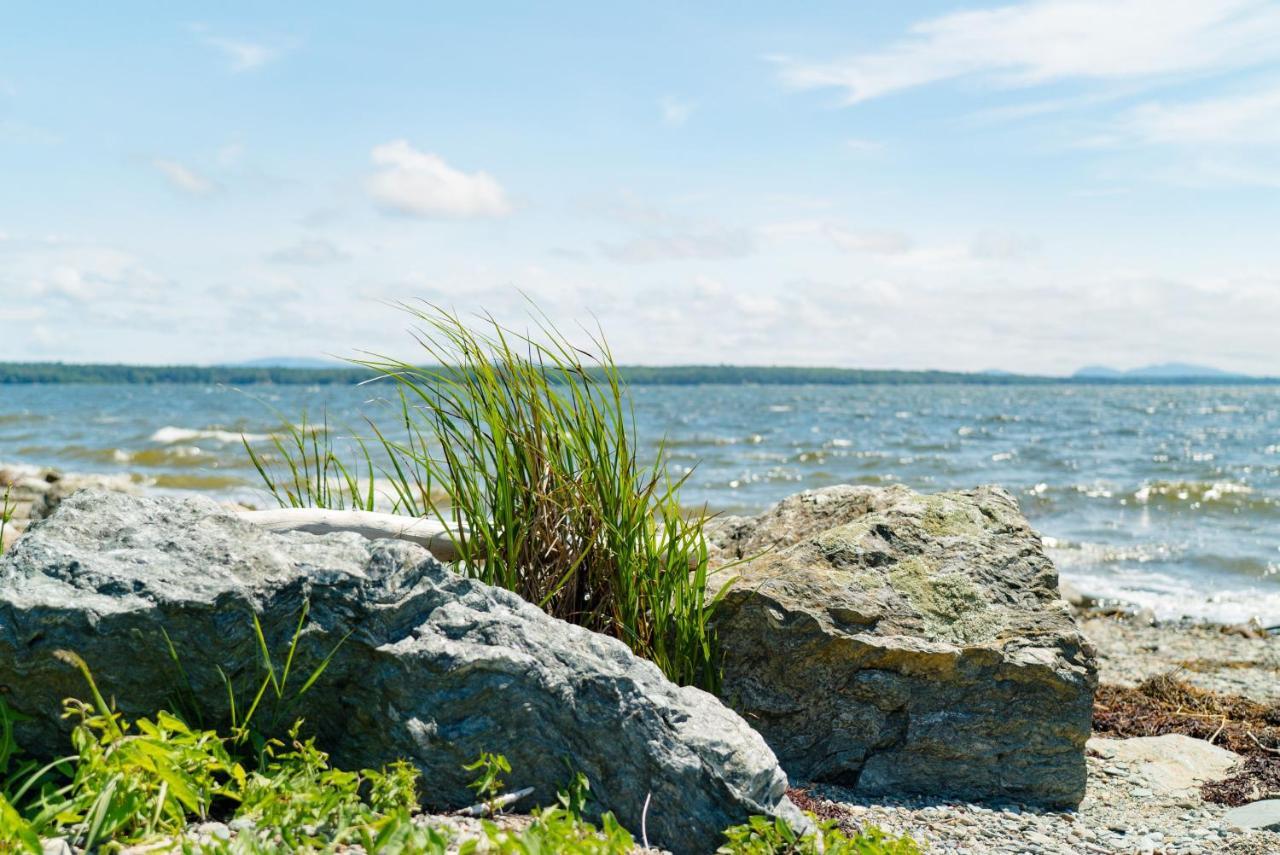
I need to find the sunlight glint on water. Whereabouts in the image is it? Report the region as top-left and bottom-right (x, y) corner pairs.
(3, 382), (1279, 623)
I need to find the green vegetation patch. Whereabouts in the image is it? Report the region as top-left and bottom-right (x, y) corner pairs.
(0, 670), (919, 854)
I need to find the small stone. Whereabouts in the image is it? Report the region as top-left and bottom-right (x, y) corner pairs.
(1223, 799), (1280, 832)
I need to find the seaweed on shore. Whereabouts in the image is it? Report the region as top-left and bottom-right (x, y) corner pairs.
(1092, 672), (1280, 806)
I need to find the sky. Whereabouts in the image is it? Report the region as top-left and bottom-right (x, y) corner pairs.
(2, 1), (1280, 374)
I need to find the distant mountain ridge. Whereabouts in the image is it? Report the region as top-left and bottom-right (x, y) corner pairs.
(1073, 362), (1248, 380)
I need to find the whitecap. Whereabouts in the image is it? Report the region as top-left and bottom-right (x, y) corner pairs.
(150, 426), (270, 444)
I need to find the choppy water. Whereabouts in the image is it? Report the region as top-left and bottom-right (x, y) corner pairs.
(3, 382), (1279, 624)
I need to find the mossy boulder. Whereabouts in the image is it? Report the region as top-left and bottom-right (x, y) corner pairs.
(707, 484), (1097, 807)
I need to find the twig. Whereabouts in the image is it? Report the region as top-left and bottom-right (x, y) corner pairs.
(454, 787), (534, 817)
(1208, 715), (1228, 745)
(1248, 732), (1280, 756)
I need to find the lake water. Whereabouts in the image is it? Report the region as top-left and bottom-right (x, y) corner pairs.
(3, 382), (1279, 624)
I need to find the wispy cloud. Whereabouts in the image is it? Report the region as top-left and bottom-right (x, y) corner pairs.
(659, 96), (696, 126)
(266, 238), (349, 265)
(366, 140), (511, 219)
(1120, 83), (1280, 145)
(777, 0), (1280, 104)
(152, 159), (217, 195)
(203, 37), (279, 72)
(762, 220), (914, 255)
(0, 119), (61, 145)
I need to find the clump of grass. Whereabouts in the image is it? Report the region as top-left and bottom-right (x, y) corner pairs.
(247, 303), (726, 690)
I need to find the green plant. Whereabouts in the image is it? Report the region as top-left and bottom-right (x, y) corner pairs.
(218, 601), (351, 757)
(0, 485), (13, 556)
(718, 814), (922, 854)
(243, 409), (377, 512)
(463, 750), (511, 814)
(247, 303), (729, 690)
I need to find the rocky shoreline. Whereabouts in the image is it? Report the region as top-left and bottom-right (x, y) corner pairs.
(3, 465), (1279, 853)
(803, 609), (1280, 854)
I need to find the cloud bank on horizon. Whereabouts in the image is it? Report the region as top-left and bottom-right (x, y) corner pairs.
(1, 1), (1278, 375)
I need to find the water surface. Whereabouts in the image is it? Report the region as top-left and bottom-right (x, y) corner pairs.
(3, 383), (1278, 623)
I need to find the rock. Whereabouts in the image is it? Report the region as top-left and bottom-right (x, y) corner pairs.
(1058, 579), (1097, 609)
(1087, 735), (1240, 795)
(1224, 799), (1280, 832)
(0, 490), (798, 854)
(708, 484), (1096, 808)
(0, 462), (140, 547)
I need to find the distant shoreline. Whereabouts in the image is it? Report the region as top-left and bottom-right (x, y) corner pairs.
(1, 362), (1278, 386)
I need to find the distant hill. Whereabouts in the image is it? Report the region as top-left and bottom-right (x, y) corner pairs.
(231, 357), (343, 369)
(0, 362), (1273, 386)
(1074, 362), (1248, 380)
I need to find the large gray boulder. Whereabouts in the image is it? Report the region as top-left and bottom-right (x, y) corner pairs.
(708, 484), (1097, 808)
(0, 490), (799, 853)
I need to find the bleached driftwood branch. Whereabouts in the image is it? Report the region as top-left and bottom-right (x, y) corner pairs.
(453, 786), (535, 817)
(236, 508), (465, 562)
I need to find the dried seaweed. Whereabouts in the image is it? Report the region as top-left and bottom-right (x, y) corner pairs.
(1092, 672), (1280, 806)
(1201, 755), (1280, 807)
(786, 787), (850, 823)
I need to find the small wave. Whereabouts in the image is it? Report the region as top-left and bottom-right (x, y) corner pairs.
(150, 426), (270, 444)
(1044, 537), (1179, 567)
(1062, 568), (1280, 625)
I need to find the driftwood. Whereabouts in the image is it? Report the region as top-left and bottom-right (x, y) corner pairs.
(236, 508), (465, 562)
(453, 787), (535, 817)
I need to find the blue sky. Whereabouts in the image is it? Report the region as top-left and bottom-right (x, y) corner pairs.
(3, 1), (1280, 374)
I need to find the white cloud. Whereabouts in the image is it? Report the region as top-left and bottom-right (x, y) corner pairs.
(777, 0), (1280, 104)
(18, 245), (167, 304)
(659, 96), (696, 126)
(204, 37), (278, 72)
(366, 141), (511, 219)
(1122, 84), (1280, 145)
(266, 238), (349, 265)
(152, 159), (217, 195)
